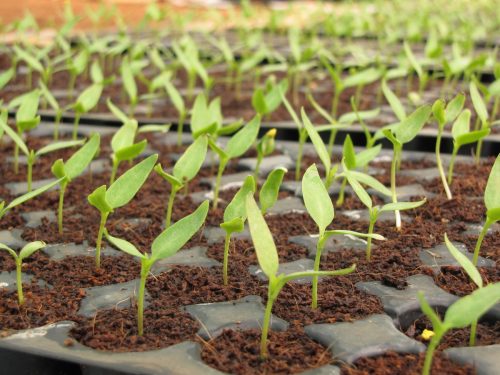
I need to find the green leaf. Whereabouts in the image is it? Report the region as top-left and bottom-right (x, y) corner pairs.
(114, 140), (147, 162)
(346, 172), (372, 209)
(225, 115), (260, 159)
(51, 159), (66, 179)
(106, 154), (158, 209)
(252, 88), (267, 115)
(302, 164), (334, 235)
(0, 68), (15, 90)
(111, 120), (137, 152)
(485, 155), (500, 211)
(13, 46), (43, 72)
(302, 108), (330, 172)
(64, 133), (100, 179)
(355, 144), (382, 168)
(190, 94), (210, 136)
(90, 60), (103, 84)
(456, 129), (490, 148)
(432, 99), (446, 126)
(223, 175), (256, 223)
(0, 243), (18, 259)
(418, 292), (443, 331)
(344, 68), (381, 88)
(444, 233), (482, 288)
(343, 135), (356, 170)
(71, 49), (89, 75)
(220, 217), (245, 234)
(324, 229), (385, 241)
(16, 89), (41, 131)
(104, 231), (146, 259)
(260, 167), (286, 214)
(379, 199), (426, 212)
(0, 118), (29, 156)
(265, 80), (288, 114)
(382, 80), (406, 122)
(470, 81), (488, 124)
(151, 200), (209, 261)
(444, 282), (500, 329)
(121, 57), (137, 103)
(1, 179), (60, 217)
(451, 110), (471, 139)
(154, 164), (183, 188)
(36, 140), (84, 157)
(338, 108), (380, 124)
(445, 93), (465, 124)
(216, 120), (243, 137)
(138, 124), (170, 134)
(394, 105), (431, 144)
(283, 265), (356, 284)
(404, 42), (423, 78)
(164, 79), (185, 115)
(39, 81), (59, 111)
(88, 185), (113, 213)
(19, 241), (46, 261)
(75, 84), (102, 113)
(348, 170), (392, 197)
(107, 99), (129, 123)
(246, 194), (279, 278)
(173, 135), (208, 182)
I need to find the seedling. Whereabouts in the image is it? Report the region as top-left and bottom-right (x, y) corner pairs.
(39, 81), (63, 140)
(208, 115), (260, 210)
(254, 128), (276, 178)
(252, 79), (288, 117)
(156, 71), (186, 146)
(302, 164), (384, 308)
(88, 154), (158, 268)
(448, 109), (490, 184)
(0, 118), (83, 191)
(121, 56), (139, 116)
(0, 241), (46, 305)
(105, 200), (209, 336)
(473, 154), (500, 266)
(52, 134), (100, 234)
(154, 135), (208, 227)
(418, 283), (500, 375)
(246, 193), (356, 359)
(470, 81), (490, 162)
(431, 93), (465, 200)
(220, 167), (286, 285)
(404, 42), (429, 99)
(444, 233), (484, 346)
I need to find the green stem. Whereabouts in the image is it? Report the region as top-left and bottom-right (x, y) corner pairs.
(391, 147), (401, 229)
(165, 187), (177, 228)
(177, 111), (186, 146)
(223, 232), (231, 286)
(27, 154), (34, 192)
(327, 129), (338, 155)
(447, 147), (458, 185)
(68, 74), (76, 99)
(435, 128), (452, 199)
(187, 72), (195, 101)
(54, 111), (62, 140)
(14, 130), (20, 174)
(422, 332), (443, 375)
(16, 259), (24, 305)
(469, 319), (477, 346)
(58, 182), (67, 234)
(72, 112), (81, 140)
(110, 158), (119, 185)
(137, 260), (151, 336)
(336, 177), (347, 207)
(260, 287), (277, 360)
(473, 219), (492, 266)
(212, 160), (227, 210)
(475, 137), (484, 164)
(254, 154), (263, 179)
(331, 88), (340, 118)
(312, 234), (326, 309)
(295, 130), (307, 181)
(95, 211), (110, 269)
(366, 216), (376, 261)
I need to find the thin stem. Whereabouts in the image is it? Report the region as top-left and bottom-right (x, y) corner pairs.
(473, 219), (492, 266)
(27, 153), (34, 192)
(72, 112), (81, 140)
(16, 259), (24, 305)
(14, 137), (19, 174)
(336, 177), (347, 207)
(254, 154), (263, 179)
(212, 160), (227, 210)
(95, 211), (110, 269)
(435, 128), (452, 199)
(331, 88), (340, 118)
(312, 234), (326, 309)
(177, 111), (186, 146)
(447, 147), (458, 185)
(57, 182), (67, 234)
(110, 158), (119, 185)
(422, 332), (443, 375)
(475, 137), (484, 164)
(469, 319), (478, 346)
(223, 232), (231, 286)
(165, 187), (177, 228)
(391, 147), (401, 229)
(366, 216), (376, 261)
(137, 260), (150, 336)
(54, 110), (62, 140)
(295, 130), (307, 181)
(187, 72), (195, 101)
(260, 288), (276, 360)
(327, 129), (338, 155)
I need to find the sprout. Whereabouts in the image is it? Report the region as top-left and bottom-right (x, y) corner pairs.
(0, 117), (83, 192)
(52, 134), (101, 234)
(208, 115), (260, 210)
(418, 283), (500, 375)
(11, 89), (41, 173)
(302, 164), (384, 308)
(448, 109), (490, 184)
(105, 200), (209, 336)
(473, 154), (500, 266)
(254, 128), (277, 178)
(88, 154), (158, 268)
(431, 93), (465, 200)
(0, 241), (46, 305)
(245, 193), (356, 359)
(252, 79), (288, 118)
(155, 135), (208, 227)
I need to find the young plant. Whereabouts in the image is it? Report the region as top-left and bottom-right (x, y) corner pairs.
(52, 134), (100, 234)
(252, 78), (288, 117)
(418, 283), (500, 375)
(245, 193), (356, 359)
(254, 128), (276, 178)
(154, 136), (208, 228)
(473, 154), (500, 266)
(104, 200), (209, 336)
(444, 233), (484, 346)
(448, 109), (490, 184)
(302, 164), (384, 308)
(470, 81), (490, 162)
(431, 93), (465, 200)
(0, 118), (83, 191)
(12, 89), (41, 173)
(0, 241), (46, 305)
(88, 154), (158, 268)
(208, 116), (260, 210)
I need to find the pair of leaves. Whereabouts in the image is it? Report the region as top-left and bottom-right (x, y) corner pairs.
(15, 89), (41, 132)
(451, 109), (490, 149)
(110, 118), (147, 164)
(74, 84), (103, 113)
(190, 94), (223, 138)
(383, 105), (432, 146)
(342, 135), (382, 170)
(0, 241), (46, 262)
(252, 79), (288, 116)
(105, 200), (209, 263)
(121, 57), (137, 104)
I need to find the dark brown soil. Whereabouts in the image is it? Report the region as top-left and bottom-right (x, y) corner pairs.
(200, 329), (333, 375)
(341, 351), (475, 375)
